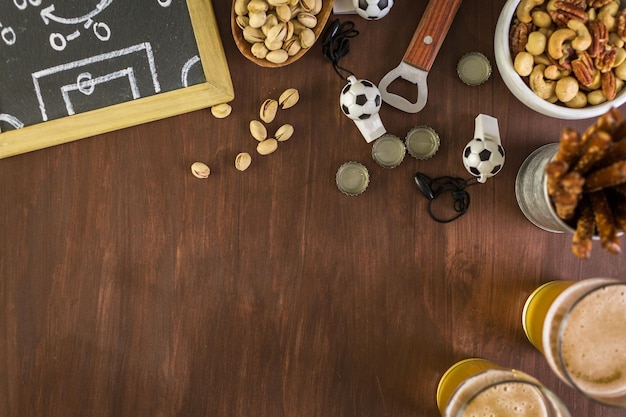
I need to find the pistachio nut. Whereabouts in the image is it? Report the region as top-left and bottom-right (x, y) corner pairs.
(235, 152), (253, 171)
(278, 88), (299, 109)
(247, 0), (269, 13)
(266, 22), (288, 44)
(311, 0), (323, 14)
(248, 11), (267, 28)
(236, 15), (249, 30)
(260, 98), (279, 123)
(268, 0), (290, 5)
(235, 0), (251, 16)
(276, 4), (292, 22)
(257, 138), (279, 155)
(243, 26), (265, 43)
(265, 38), (284, 51)
(266, 49), (289, 64)
(299, 28), (315, 49)
(251, 42), (269, 59)
(297, 12), (317, 29)
(250, 119), (268, 141)
(191, 162), (211, 178)
(283, 37), (302, 56)
(210, 103), (232, 118)
(300, 0), (315, 12)
(275, 124), (294, 141)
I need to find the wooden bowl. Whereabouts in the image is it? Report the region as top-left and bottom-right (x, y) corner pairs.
(231, 0), (335, 68)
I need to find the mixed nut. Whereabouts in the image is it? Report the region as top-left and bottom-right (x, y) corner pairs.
(234, 0), (324, 64)
(510, 0), (626, 107)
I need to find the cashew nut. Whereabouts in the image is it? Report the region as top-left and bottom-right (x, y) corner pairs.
(614, 47), (626, 68)
(533, 54), (552, 66)
(516, 0), (545, 23)
(544, 64), (567, 80)
(555, 76), (580, 102)
(598, 1), (619, 31)
(567, 20), (591, 52)
(530, 64), (557, 99)
(514, 52), (535, 76)
(526, 31), (547, 55)
(616, 60), (626, 80)
(610, 33), (625, 49)
(547, 28), (576, 60)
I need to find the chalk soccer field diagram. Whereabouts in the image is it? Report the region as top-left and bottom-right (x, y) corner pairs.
(34, 43), (161, 121)
(0, 0), (206, 130)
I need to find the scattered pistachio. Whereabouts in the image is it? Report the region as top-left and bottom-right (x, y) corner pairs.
(235, 152), (253, 171)
(278, 88), (299, 109)
(191, 162), (211, 178)
(275, 124), (294, 141)
(250, 120), (267, 141)
(257, 138), (279, 155)
(210, 103), (232, 119)
(259, 98), (279, 123)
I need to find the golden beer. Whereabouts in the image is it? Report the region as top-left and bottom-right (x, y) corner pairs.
(521, 281), (575, 353)
(522, 278), (626, 407)
(436, 358), (570, 417)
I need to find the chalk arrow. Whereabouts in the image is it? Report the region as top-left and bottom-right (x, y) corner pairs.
(41, 0), (114, 25)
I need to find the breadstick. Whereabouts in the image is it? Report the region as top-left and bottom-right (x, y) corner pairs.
(554, 127), (582, 167)
(573, 131), (612, 174)
(589, 190), (621, 254)
(584, 160), (626, 192)
(572, 198), (594, 259)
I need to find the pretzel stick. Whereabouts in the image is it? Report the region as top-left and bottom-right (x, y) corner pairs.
(584, 160), (626, 192)
(611, 183), (626, 198)
(595, 136), (626, 168)
(573, 131), (612, 174)
(554, 127), (582, 167)
(582, 107), (621, 143)
(611, 198), (626, 232)
(572, 198), (594, 259)
(589, 190), (621, 254)
(553, 172), (585, 220)
(546, 160), (569, 197)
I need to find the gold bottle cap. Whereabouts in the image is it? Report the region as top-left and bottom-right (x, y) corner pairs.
(372, 134), (406, 169)
(457, 52), (492, 86)
(405, 126), (440, 160)
(336, 161), (370, 196)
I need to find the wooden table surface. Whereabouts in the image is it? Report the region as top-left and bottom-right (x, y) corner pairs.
(2, 1), (626, 416)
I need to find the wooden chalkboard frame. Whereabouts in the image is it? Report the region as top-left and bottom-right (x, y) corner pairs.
(0, 0), (234, 159)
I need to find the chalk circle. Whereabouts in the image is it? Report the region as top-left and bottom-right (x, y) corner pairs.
(158, 0), (172, 7)
(49, 33), (67, 51)
(77, 72), (96, 95)
(93, 22), (111, 41)
(1, 26), (17, 45)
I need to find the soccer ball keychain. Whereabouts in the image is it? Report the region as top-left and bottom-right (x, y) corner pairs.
(322, 19), (386, 143)
(414, 115), (506, 223)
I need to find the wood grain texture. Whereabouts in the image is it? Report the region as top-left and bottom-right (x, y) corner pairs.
(402, 0), (463, 70)
(1, 1), (625, 417)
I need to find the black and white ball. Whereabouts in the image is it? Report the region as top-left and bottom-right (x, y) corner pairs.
(352, 0), (394, 20)
(340, 77), (382, 121)
(462, 138), (505, 179)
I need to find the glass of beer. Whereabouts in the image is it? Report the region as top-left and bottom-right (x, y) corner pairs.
(436, 358), (570, 417)
(522, 278), (626, 407)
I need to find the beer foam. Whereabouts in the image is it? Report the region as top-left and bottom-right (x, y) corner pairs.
(461, 382), (550, 417)
(560, 284), (626, 397)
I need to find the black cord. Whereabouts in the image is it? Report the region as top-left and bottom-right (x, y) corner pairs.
(414, 173), (480, 223)
(322, 19), (359, 80)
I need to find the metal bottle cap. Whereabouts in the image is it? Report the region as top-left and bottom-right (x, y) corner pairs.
(372, 134), (406, 168)
(457, 52), (492, 86)
(336, 161), (370, 196)
(405, 126), (440, 160)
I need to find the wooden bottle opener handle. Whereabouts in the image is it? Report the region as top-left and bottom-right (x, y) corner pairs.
(402, 0), (464, 71)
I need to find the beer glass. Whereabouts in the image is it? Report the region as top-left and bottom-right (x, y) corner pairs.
(436, 358), (570, 417)
(522, 278), (626, 407)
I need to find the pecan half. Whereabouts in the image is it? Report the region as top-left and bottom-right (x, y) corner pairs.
(588, 20), (609, 58)
(572, 51), (595, 87)
(601, 71), (617, 100)
(618, 9), (626, 41)
(595, 45), (617, 73)
(510, 21), (532, 56)
(549, 1), (588, 27)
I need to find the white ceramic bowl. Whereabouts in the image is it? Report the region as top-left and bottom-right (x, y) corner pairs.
(494, 0), (626, 120)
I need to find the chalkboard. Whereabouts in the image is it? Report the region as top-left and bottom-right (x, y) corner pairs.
(0, 0), (234, 159)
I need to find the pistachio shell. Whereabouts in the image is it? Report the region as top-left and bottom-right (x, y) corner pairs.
(260, 98), (279, 123)
(275, 124), (294, 141)
(266, 49), (289, 64)
(250, 120), (268, 141)
(297, 12), (317, 28)
(248, 11), (267, 28)
(257, 138), (279, 155)
(191, 162), (210, 178)
(243, 26), (265, 43)
(247, 0), (269, 13)
(235, 152), (252, 171)
(299, 28), (315, 49)
(251, 42), (269, 59)
(278, 88), (299, 109)
(210, 103), (232, 118)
